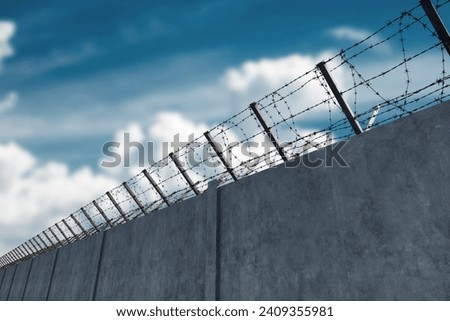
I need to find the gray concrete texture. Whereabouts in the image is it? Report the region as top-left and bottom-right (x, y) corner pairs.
(94, 193), (208, 300)
(22, 250), (57, 300)
(218, 101), (450, 300)
(7, 259), (32, 300)
(0, 268), (5, 290)
(47, 233), (104, 300)
(0, 266), (16, 300)
(1, 101), (449, 300)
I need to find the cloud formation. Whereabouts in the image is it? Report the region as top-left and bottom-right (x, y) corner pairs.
(328, 26), (374, 42)
(0, 91), (18, 113)
(0, 142), (119, 253)
(0, 21), (15, 68)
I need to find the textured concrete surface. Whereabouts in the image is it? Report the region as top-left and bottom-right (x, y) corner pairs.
(218, 101), (450, 300)
(47, 233), (104, 300)
(23, 250), (58, 300)
(94, 193), (208, 300)
(0, 268), (5, 290)
(204, 180), (219, 300)
(0, 266), (16, 300)
(7, 259), (32, 300)
(2, 101), (450, 300)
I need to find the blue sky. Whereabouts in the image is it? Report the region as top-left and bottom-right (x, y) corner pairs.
(0, 0), (448, 254)
(0, 0), (422, 168)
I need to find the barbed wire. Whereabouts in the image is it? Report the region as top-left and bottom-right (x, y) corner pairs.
(1, 0), (450, 268)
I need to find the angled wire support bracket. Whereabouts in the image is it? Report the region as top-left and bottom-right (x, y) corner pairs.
(80, 207), (100, 233)
(106, 191), (130, 222)
(62, 219), (80, 241)
(421, 0), (450, 56)
(70, 214), (88, 237)
(204, 131), (238, 181)
(92, 200), (113, 229)
(142, 169), (171, 206)
(170, 152), (200, 195)
(250, 102), (288, 162)
(317, 61), (363, 135)
(123, 182), (147, 215)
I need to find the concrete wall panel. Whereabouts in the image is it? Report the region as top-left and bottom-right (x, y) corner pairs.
(8, 259), (32, 300)
(218, 102), (450, 300)
(0, 266), (16, 300)
(23, 251), (58, 301)
(94, 194), (208, 300)
(0, 268), (5, 291)
(47, 234), (104, 300)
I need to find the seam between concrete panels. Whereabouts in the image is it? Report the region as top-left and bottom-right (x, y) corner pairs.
(92, 232), (107, 301)
(21, 260), (34, 301)
(45, 249), (60, 301)
(6, 265), (18, 301)
(215, 184), (221, 301)
(0, 269), (6, 291)
(204, 180), (219, 301)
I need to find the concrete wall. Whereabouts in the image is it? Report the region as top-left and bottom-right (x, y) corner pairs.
(7, 259), (32, 300)
(1, 101), (449, 300)
(47, 233), (104, 300)
(94, 192), (209, 300)
(0, 266), (16, 300)
(218, 101), (450, 300)
(0, 268), (5, 292)
(22, 250), (58, 300)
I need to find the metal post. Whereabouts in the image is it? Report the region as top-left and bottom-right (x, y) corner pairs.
(24, 242), (35, 256)
(169, 152), (200, 195)
(37, 234), (50, 250)
(142, 170), (170, 206)
(6, 254), (14, 264)
(21, 244), (32, 257)
(15, 249), (24, 260)
(48, 228), (64, 247)
(123, 182), (147, 215)
(92, 200), (113, 228)
(250, 102), (288, 162)
(62, 219), (80, 241)
(70, 214), (89, 237)
(11, 250), (20, 261)
(28, 239), (40, 253)
(55, 223), (71, 244)
(42, 231), (57, 249)
(5, 254), (13, 264)
(31, 238), (44, 252)
(80, 207), (100, 233)
(106, 191), (129, 222)
(421, 0), (450, 56)
(317, 61), (363, 135)
(204, 131), (238, 181)
(19, 246), (29, 258)
(16, 247), (26, 259)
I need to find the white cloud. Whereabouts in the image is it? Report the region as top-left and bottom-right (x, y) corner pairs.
(329, 26), (374, 42)
(149, 112), (209, 143)
(223, 52), (331, 93)
(0, 21), (15, 68)
(0, 142), (119, 253)
(101, 112), (209, 179)
(0, 91), (18, 113)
